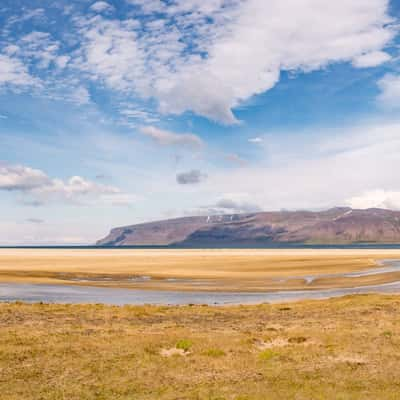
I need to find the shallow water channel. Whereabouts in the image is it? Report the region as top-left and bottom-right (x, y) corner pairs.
(2, 259), (400, 305)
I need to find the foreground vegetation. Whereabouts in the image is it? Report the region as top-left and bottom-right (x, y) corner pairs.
(2, 295), (400, 399)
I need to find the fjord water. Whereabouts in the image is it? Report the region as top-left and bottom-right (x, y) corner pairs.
(3, 244), (400, 249)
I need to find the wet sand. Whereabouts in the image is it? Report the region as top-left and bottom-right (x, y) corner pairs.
(2, 248), (400, 292)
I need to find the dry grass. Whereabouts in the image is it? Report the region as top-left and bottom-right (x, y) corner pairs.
(2, 295), (400, 399)
(1, 248), (400, 291)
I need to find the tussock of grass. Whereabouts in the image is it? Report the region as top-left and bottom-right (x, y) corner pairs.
(175, 339), (192, 352)
(258, 349), (277, 361)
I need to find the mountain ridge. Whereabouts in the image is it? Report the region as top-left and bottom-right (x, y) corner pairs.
(96, 207), (400, 246)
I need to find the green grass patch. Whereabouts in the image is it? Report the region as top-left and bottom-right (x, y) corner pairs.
(259, 349), (277, 361)
(176, 339), (192, 352)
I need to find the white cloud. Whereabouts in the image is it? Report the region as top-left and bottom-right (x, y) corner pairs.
(119, 107), (159, 123)
(346, 190), (400, 210)
(140, 126), (204, 149)
(191, 120), (400, 211)
(212, 197), (262, 214)
(76, 17), (144, 92)
(19, 31), (61, 69)
(248, 137), (263, 144)
(90, 1), (114, 13)
(1, 1), (398, 123)
(352, 51), (391, 68)
(193, 194), (262, 215)
(70, 86), (91, 105)
(0, 162), (134, 205)
(3, 45), (19, 56)
(4, 8), (45, 29)
(33, 175), (119, 200)
(0, 163), (50, 190)
(126, 0), (166, 14)
(0, 54), (37, 86)
(148, 0), (397, 123)
(21, 31), (50, 44)
(69, 0), (398, 123)
(377, 74), (400, 108)
(55, 55), (70, 69)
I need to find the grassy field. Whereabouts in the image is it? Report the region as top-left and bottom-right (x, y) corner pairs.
(2, 248), (400, 291)
(2, 295), (400, 399)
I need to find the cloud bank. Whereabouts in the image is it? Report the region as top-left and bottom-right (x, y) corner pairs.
(192, 196), (262, 215)
(346, 190), (400, 210)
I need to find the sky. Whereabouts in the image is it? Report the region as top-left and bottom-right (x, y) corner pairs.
(1, 0), (400, 245)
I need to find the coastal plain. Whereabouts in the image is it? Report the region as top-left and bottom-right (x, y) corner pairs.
(2, 295), (400, 399)
(2, 248), (400, 291)
(3, 249), (400, 398)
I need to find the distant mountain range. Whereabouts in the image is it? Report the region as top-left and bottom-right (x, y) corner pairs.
(96, 207), (400, 246)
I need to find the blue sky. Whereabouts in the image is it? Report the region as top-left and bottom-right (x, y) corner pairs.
(1, 0), (400, 244)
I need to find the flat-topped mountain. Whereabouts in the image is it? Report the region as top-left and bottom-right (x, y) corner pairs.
(96, 207), (400, 246)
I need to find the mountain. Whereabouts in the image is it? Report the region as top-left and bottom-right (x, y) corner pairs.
(96, 207), (400, 246)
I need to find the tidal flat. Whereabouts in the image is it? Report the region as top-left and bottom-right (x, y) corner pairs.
(2, 248), (400, 292)
(0, 249), (400, 292)
(2, 295), (400, 399)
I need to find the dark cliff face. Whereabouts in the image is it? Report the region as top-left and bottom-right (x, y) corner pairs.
(96, 207), (400, 246)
